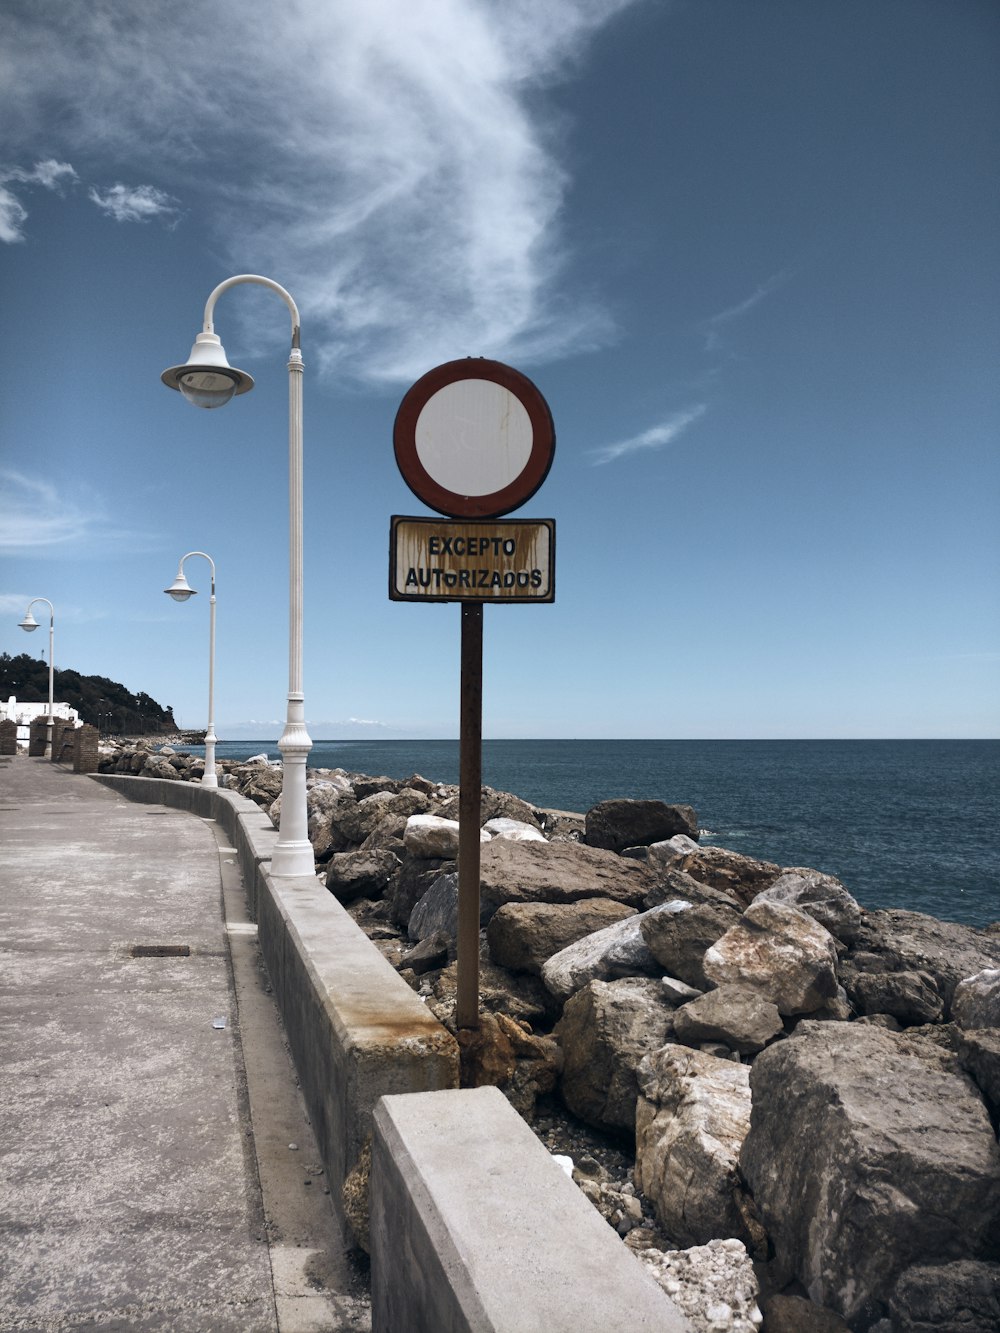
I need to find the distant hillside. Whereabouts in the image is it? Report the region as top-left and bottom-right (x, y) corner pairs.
(0, 653), (176, 734)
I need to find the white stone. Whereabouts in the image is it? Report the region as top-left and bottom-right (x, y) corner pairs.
(403, 813), (490, 859)
(482, 817), (546, 842)
(635, 1046), (753, 1247)
(952, 968), (1000, 1029)
(638, 1238), (762, 1333)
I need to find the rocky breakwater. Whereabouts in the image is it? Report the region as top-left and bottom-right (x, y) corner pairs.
(101, 746), (1000, 1332)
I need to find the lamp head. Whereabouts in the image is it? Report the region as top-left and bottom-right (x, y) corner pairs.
(18, 611), (39, 632)
(164, 573), (197, 601)
(161, 332), (254, 409)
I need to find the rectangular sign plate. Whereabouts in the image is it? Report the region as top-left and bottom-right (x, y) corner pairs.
(389, 516), (555, 603)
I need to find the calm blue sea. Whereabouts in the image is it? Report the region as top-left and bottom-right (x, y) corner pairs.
(198, 738), (998, 928)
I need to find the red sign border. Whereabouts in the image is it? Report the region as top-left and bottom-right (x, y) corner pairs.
(393, 358), (556, 519)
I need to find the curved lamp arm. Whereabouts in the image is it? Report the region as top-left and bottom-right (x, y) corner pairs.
(202, 275), (300, 349)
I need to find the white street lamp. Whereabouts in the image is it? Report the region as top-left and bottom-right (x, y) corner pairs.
(162, 275), (313, 877)
(164, 551), (218, 788)
(18, 597), (55, 757)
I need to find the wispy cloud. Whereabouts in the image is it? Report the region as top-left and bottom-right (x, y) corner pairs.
(0, 470), (159, 554)
(0, 0), (639, 383)
(0, 158), (77, 241)
(0, 157), (177, 240)
(88, 183), (180, 225)
(700, 269), (792, 351)
(589, 404), (708, 466)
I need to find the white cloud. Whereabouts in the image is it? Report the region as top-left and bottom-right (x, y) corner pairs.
(701, 269), (792, 351)
(0, 470), (158, 554)
(0, 158), (78, 241)
(88, 183), (180, 225)
(589, 404), (708, 466)
(0, 0), (639, 382)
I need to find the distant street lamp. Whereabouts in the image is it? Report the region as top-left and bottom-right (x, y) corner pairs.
(18, 597), (55, 757)
(164, 551), (218, 788)
(162, 275), (313, 876)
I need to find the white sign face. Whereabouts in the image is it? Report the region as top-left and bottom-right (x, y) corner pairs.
(394, 358), (556, 519)
(414, 379), (534, 497)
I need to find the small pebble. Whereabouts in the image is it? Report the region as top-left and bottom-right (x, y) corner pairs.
(288, 1143), (298, 1151)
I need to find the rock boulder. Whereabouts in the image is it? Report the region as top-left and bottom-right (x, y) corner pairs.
(740, 1020), (1000, 1324)
(486, 898), (636, 975)
(584, 798), (698, 853)
(641, 899), (741, 990)
(703, 899), (840, 1016)
(635, 1045), (754, 1248)
(555, 977), (676, 1133)
(477, 838), (654, 922)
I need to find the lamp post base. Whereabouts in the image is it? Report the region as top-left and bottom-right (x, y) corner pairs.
(273, 704), (313, 878)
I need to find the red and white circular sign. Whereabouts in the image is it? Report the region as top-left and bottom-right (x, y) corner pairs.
(393, 358), (555, 519)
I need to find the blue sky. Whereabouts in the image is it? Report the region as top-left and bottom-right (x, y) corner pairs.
(1, 0), (997, 739)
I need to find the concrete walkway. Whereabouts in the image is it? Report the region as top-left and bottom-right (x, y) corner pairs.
(0, 757), (371, 1332)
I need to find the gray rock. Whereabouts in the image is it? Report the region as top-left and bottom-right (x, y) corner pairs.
(402, 930), (451, 976)
(661, 976), (704, 1005)
(478, 838), (655, 922)
(957, 1028), (1000, 1119)
(739, 1020), (1000, 1324)
(554, 977), (676, 1133)
(641, 900), (741, 989)
(849, 910), (1000, 1012)
(953, 968), (1000, 1029)
(486, 898), (637, 975)
(358, 813), (408, 856)
(386, 856), (453, 929)
(408, 872), (459, 943)
(704, 900), (840, 1016)
(842, 966), (944, 1026)
(542, 903), (679, 1002)
(324, 849), (400, 904)
(435, 786), (542, 829)
(535, 808), (586, 841)
(674, 845), (783, 908)
(584, 798), (698, 853)
(644, 865), (748, 915)
(888, 1260), (1000, 1332)
(635, 1045), (754, 1247)
(672, 984), (784, 1056)
(761, 1294), (849, 1332)
(754, 869), (864, 944)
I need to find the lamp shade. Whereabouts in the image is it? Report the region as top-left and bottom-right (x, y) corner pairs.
(164, 573), (197, 601)
(18, 611), (39, 631)
(161, 332), (254, 409)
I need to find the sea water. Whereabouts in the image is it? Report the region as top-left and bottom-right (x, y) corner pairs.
(197, 738), (998, 928)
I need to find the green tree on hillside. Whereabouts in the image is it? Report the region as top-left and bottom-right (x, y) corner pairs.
(0, 653), (175, 733)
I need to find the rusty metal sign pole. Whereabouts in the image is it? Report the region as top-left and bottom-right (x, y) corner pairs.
(456, 602), (484, 1030)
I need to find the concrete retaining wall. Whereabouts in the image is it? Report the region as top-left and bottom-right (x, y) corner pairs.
(371, 1086), (691, 1333)
(91, 773), (460, 1195)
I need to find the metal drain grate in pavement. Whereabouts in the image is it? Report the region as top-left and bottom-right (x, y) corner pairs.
(130, 943), (191, 958)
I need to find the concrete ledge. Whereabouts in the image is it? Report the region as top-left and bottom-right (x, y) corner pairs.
(90, 774), (460, 1195)
(370, 1086), (692, 1333)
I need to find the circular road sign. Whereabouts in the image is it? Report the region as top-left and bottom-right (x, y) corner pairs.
(393, 358), (555, 519)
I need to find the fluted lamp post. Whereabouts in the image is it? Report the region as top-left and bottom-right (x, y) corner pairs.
(18, 597), (55, 757)
(164, 551), (218, 788)
(161, 275), (313, 877)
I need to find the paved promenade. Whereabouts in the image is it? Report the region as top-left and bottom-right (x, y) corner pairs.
(0, 757), (370, 1332)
